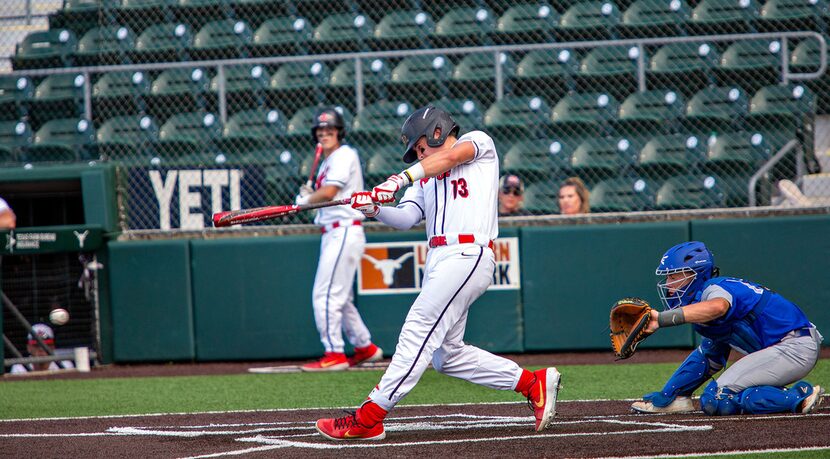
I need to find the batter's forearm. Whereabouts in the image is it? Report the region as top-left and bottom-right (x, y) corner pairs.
(375, 205), (421, 230)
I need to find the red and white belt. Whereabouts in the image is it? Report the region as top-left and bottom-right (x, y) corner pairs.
(429, 234), (494, 250)
(321, 219), (362, 234)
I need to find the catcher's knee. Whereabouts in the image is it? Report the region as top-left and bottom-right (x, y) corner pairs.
(700, 381), (741, 416)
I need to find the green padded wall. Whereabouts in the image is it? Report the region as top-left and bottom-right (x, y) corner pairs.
(357, 228), (524, 354)
(107, 240), (195, 361)
(691, 215), (830, 341)
(190, 235), (322, 360)
(521, 222), (694, 351)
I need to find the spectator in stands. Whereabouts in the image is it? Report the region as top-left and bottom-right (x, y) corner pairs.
(498, 174), (531, 216)
(0, 197), (16, 229)
(9, 323), (74, 374)
(558, 177), (590, 215)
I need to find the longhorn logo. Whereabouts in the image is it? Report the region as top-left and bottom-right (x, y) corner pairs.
(362, 252), (414, 286)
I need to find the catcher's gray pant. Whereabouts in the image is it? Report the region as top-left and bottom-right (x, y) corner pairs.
(717, 326), (823, 391)
(312, 225), (372, 354)
(367, 244), (523, 411)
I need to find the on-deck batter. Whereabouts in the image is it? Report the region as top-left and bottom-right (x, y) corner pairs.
(295, 106), (382, 372)
(314, 105), (561, 440)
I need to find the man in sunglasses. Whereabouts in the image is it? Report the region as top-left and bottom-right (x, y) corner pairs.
(498, 174), (531, 216)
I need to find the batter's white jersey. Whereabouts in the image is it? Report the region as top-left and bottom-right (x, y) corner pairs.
(398, 131), (499, 241)
(313, 144), (365, 226)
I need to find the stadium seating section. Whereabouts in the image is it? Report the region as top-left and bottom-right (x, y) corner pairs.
(2, 0), (826, 214)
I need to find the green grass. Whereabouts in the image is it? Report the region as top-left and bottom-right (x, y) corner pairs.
(1, 359), (827, 420)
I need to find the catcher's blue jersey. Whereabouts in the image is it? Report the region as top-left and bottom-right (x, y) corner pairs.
(692, 277), (812, 353)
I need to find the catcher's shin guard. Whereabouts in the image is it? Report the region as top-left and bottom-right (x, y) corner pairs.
(739, 381), (822, 414)
(700, 381), (741, 416)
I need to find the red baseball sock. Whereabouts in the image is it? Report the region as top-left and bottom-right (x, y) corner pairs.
(514, 368), (536, 397)
(356, 400), (387, 427)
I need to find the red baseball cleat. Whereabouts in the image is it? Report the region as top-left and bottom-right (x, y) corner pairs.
(301, 352), (349, 372)
(348, 343), (383, 367)
(528, 367), (561, 431)
(316, 412), (386, 441)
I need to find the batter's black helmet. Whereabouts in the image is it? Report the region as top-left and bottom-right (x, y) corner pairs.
(400, 106), (459, 163)
(311, 106), (346, 142)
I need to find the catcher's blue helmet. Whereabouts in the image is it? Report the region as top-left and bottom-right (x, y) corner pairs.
(656, 241), (717, 309)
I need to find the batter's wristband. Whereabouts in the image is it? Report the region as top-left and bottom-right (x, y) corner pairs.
(657, 308), (686, 328)
(402, 163), (425, 185)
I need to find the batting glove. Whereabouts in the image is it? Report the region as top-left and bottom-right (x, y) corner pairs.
(372, 174), (407, 204)
(298, 183), (313, 197)
(351, 191), (379, 218)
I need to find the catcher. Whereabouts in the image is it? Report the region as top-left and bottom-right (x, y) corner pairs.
(617, 241), (823, 415)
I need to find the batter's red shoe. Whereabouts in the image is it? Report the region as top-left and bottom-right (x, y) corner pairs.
(348, 343), (383, 367)
(316, 412), (386, 441)
(301, 352), (348, 372)
(528, 367), (561, 431)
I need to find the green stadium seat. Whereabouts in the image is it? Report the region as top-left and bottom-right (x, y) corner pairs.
(30, 73), (88, 129)
(789, 37), (830, 113)
(615, 89), (686, 134)
(209, 64), (269, 113)
(12, 29), (77, 70)
(351, 101), (413, 146)
(512, 49), (578, 103)
(0, 76), (34, 122)
(231, 0), (292, 29)
(701, 131), (771, 176)
(0, 121), (33, 163)
(748, 84), (815, 151)
(49, 0), (117, 36)
(294, 0), (353, 24)
(523, 180), (560, 214)
(116, 0), (177, 33)
(192, 19), (253, 60)
(371, 10), (434, 51)
(684, 86), (749, 132)
(215, 108), (287, 156)
(266, 61), (330, 115)
(484, 96), (552, 143)
(501, 137), (573, 181)
(252, 16), (313, 57)
(757, 0), (828, 32)
(557, 1), (621, 42)
(570, 136), (641, 182)
(363, 142), (404, 183)
(74, 25), (136, 66)
(689, 0), (760, 35)
(551, 92), (619, 137)
(654, 174), (726, 209)
(156, 111), (222, 163)
(92, 71), (151, 120)
(311, 13), (375, 54)
(132, 22), (194, 63)
(590, 177), (655, 212)
(97, 115), (160, 163)
(716, 39), (782, 90)
(449, 53), (516, 106)
(388, 55), (453, 107)
(493, 3), (558, 45)
(27, 118), (97, 162)
(428, 98), (485, 132)
(264, 160), (303, 215)
(575, 45), (642, 99)
(637, 133), (706, 178)
(433, 7), (496, 48)
(147, 67), (210, 120)
(326, 59), (391, 111)
(620, 0), (690, 38)
(286, 105), (353, 151)
(172, 0), (234, 30)
(647, 42), (719, 94)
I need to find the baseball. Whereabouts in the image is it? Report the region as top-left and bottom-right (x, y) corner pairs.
(49, 308), (69, 326)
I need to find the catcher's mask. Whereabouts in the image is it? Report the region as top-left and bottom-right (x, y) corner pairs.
(656, 241), (717, 309)
(311, 106), (346, 142)
(400, 105), (459, 163)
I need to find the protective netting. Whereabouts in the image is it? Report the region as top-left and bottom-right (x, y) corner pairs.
(1, 0), (830, 230)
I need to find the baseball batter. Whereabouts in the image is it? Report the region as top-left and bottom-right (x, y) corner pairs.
(295, 107), (382, 372)
(315, 105), (561, 440)
(632, 241), (824, 415)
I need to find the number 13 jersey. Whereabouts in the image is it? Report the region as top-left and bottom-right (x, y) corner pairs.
(397, 131), (499, 241)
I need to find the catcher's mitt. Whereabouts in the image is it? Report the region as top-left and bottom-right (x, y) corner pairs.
(609, 297), (653, 360)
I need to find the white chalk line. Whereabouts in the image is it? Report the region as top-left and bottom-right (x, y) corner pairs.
(594, 446), (830, 459)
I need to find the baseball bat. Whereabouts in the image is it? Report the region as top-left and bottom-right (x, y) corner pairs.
(212, 198), (350, 227)
(306, 143), (323, 188)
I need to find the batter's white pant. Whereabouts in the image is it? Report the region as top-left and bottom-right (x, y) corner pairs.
(312, 225), (372, 354)
(717, 326), (823, 391)
(368, 244), (523, 411)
